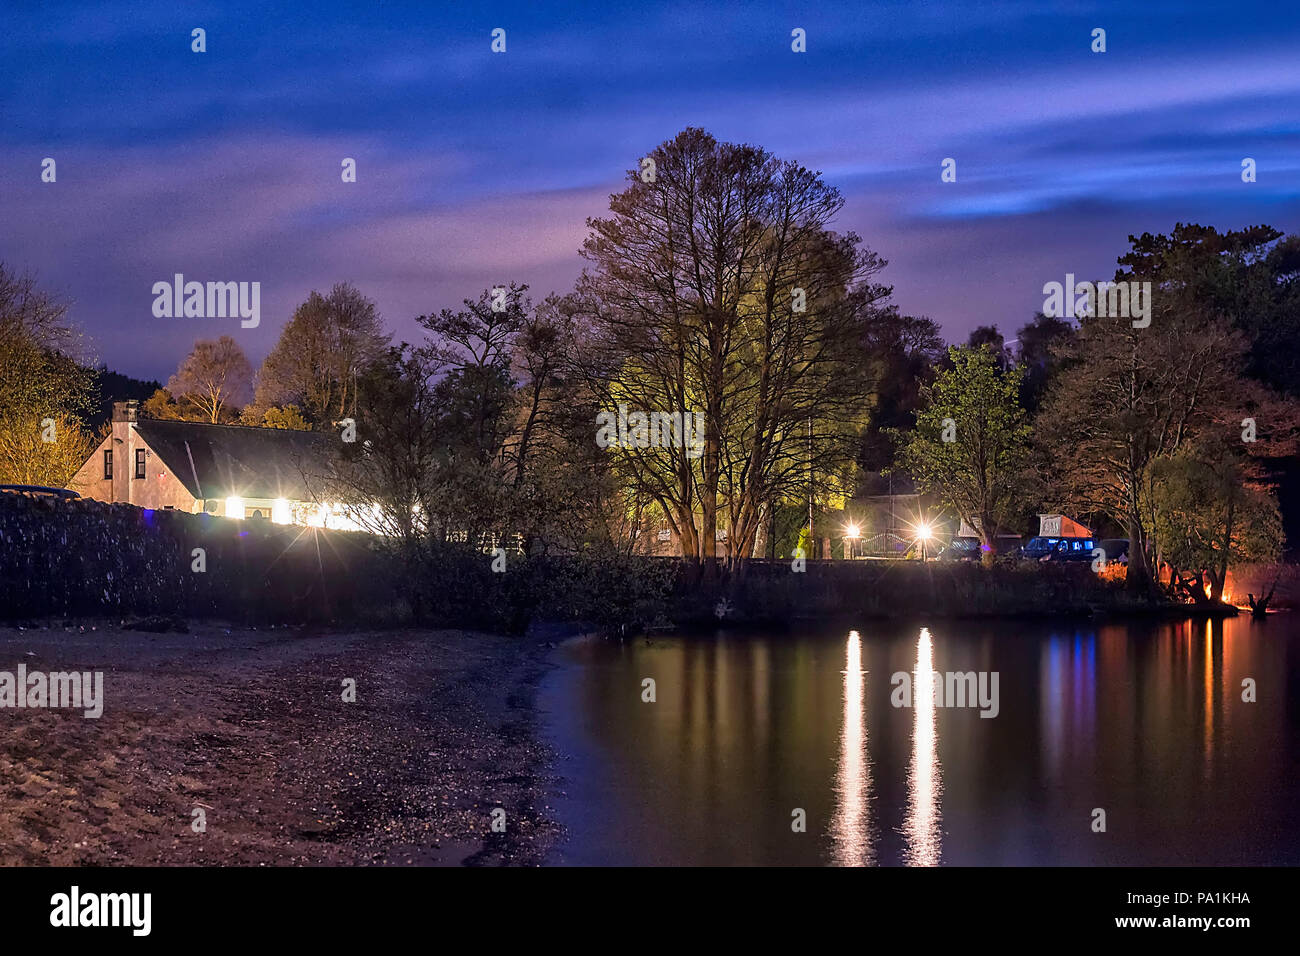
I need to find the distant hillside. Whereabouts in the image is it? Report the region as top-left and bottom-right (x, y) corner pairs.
(87, 367), (161, 429)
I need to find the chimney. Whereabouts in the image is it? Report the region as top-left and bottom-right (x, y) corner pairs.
(111, 400), (139, 504)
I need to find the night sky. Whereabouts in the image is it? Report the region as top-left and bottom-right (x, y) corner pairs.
(3, 0), (1298, 382)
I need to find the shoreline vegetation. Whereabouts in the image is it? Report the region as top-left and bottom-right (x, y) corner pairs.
(4, 494), (1288, 637)
(4, 130), (1299, 647)
(673, 561), (1256, 630)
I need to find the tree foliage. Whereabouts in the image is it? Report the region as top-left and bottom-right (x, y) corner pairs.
(1118, 224), (1300, 397)
(254, 282), (389, 427)
(896, 345), (1031, 562)
(0, 265), (95, 484)
(1036, 225), (1300, 593)
(1148, 444), (1281, 603)
(856, 309), (946, 493)
(1013, 312), (1075, 414)
(234, 402), (313, 430)
(0, 412), (96, 487)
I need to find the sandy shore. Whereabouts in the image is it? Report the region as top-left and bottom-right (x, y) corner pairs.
(0, 623), (561, 866)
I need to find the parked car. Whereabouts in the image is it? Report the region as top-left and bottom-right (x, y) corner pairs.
(0, 484), (80, 500)
(1020, 535), (1097, 562)
(939, 535), (1022, 560)
(1096, 538), (1129, 566)
(938, 536), (981, 561)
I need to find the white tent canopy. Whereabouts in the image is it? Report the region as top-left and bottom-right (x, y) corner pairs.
(1037, 514), (1092, 537)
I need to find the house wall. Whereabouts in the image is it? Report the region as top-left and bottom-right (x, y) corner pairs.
(66, 435), (113, 502)
(67, 410), (199, 513)
(127, 433), (202, 511)
(218, 496), (290, 521)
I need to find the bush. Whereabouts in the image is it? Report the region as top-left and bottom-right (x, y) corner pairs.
(405, 543), (676, 634)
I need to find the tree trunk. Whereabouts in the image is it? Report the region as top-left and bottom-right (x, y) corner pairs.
(1124, 513), (1154, 594)
(1247, 568), (1278, 619)
(700, 441), (718, 578)
(977, 514), (996, 567)
(1211, 499), (1235, 604)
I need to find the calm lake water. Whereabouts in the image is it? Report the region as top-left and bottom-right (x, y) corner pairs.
(538, 616), (1300, 865)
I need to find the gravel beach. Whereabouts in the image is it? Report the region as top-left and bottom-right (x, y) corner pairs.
(0, 623), (562, 866)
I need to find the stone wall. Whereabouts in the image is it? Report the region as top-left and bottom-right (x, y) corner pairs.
(0, 493), (400, 623)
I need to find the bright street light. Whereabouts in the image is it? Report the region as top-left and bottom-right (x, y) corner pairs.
(914, 520), (934, 561)
(843, 522), (860, 561)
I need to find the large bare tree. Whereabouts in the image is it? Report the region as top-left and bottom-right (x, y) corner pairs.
(573, 128), (889, 568)
(167, 335), (253, 424)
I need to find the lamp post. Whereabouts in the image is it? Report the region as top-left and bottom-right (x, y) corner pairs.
(916, 521), (933, 561)
(845, 523), (860, 560)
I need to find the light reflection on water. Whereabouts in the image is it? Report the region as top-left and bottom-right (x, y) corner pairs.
(902, 627), (942, 866)
(830, 630), (874, 865)
(540, 616), (1300, 866)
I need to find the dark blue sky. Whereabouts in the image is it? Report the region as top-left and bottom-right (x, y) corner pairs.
(3, 0), (1298, 381)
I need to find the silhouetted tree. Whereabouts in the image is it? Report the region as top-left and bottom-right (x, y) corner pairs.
(167, 335), (252, 423)
(1013, 312), (1075, 413)
(856, 309), (945, 492)
(254, 282), (389, 427)
(573, 128), (890, 568)
(967, 324), (1007, 368)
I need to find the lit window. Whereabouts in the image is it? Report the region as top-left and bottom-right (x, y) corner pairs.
(272, 499), (292, 524)
(134, 448), (146, 479)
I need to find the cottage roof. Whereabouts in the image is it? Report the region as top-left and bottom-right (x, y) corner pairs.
(134, 419), (331, 501)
